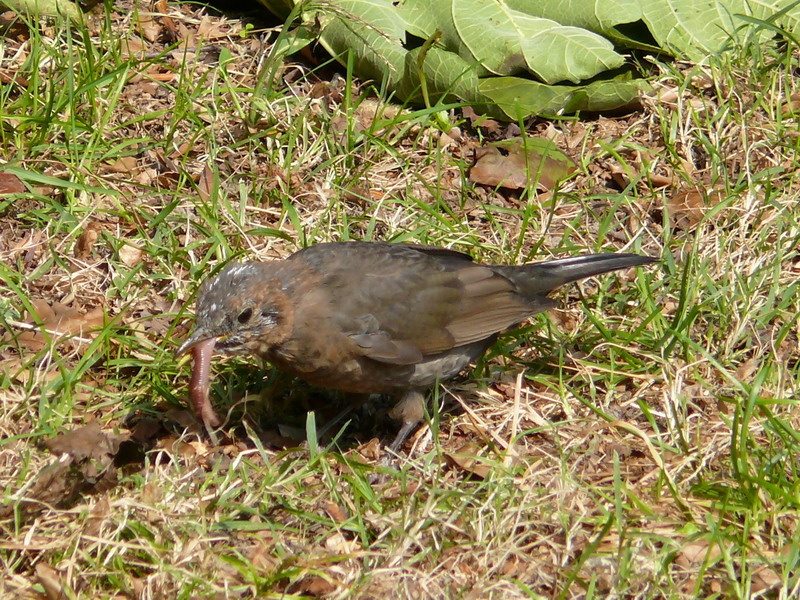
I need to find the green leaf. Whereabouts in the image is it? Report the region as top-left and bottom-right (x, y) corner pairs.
(3, 0), (81, 20)
(451, 0), (624, 84)
(316, 0), (408, 88)
(479, 74), (649, 119)
(269, 0), (800, 120)
(397, 46), (485, 107)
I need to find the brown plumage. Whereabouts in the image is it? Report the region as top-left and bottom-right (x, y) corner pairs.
(177, 241), (656, 449)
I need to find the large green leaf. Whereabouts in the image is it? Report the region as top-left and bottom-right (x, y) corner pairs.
(400, 0), (624, 83)
(314, 0), (408, 87)
(506, 0), (800, 59)
(454, 2), (623, 83)
(479, 73), (649, 118)
(258, 0), (800, 119)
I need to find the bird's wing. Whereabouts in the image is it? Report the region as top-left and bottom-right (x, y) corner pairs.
(300, 243), (539, 363)
(445, 266), (556, 346)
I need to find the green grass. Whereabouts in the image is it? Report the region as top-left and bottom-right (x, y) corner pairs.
(1, 2), (800, 599)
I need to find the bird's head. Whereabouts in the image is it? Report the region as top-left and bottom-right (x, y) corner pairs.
(176, 262), (293, 358)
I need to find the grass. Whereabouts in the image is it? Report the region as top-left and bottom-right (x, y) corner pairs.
(1, 1), (800, 599)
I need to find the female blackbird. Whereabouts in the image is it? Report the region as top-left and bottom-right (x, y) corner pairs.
(177, 242), (655, 449)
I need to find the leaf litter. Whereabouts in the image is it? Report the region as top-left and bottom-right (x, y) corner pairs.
(4, 299), (107, 354)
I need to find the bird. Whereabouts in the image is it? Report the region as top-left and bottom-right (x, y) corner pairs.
(177, 241), (656, 450)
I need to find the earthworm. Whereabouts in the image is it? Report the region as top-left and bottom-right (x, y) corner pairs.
(189, 338), (221, 427)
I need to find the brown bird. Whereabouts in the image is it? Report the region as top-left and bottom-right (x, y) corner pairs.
(177, 242), (655, 450)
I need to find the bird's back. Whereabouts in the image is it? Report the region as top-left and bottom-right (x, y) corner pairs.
(267, 242), (653, 392)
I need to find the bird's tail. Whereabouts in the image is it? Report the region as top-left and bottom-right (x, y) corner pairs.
(494, 253), (657, 297)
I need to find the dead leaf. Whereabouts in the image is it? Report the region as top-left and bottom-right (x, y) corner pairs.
(288, 575), (338, 596)
(781, 93), (800, 117)
(322, 500), (348, 523)
(36, 563), (72, 600)
(9, 301), (106, 353)
(84, 496), (111, 537)
(751, 565), (781, 593)
(137, 11), (160, 43)
(106, 156), (137, 174)
(1, 423), (128, 520)
(74, 222), (102, 258)
(156, 0), (178, 43)
(675, 539), (721, 568)
(0, 170), (25, 194)
(469, 138), (575, 190)
(666, 188), (725, 230)
(197, 163), (215, 202)
(444, 442), (492, 479)
(735, 356), (759, 382)
(118, 242), (143, 267)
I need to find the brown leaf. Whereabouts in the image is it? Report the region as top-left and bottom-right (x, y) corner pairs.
(321, 500), (348, 523)
(444, 442), (492, 479)
(781, 93), (800, 117)
(84, 496), (111, 537)
(74, 222), (102, 259)
(44, 421), (119, 467)
(35, 563), (72, 600)
(675, 539), (721, 568)
(105, 156), (138, 174)
(751, 564), (782, 593)
(156, 0), (178, 43)
(197, 163), (215, 202)
(0, 170), (25, 194)
(118, 242), (143, 267)
(10, 301), (107, 353)
(469, 138), (575, 190)
(288, 575), (338, 597)
(666, 188), (725, 230)
(137, 11), (160, 43)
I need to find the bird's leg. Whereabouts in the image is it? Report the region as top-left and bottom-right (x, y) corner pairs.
(388, 389), (427, 452)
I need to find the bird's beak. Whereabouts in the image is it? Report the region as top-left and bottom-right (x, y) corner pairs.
(176, 329), (217, 357)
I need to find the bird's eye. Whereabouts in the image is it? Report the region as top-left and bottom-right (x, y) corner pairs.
(237, 308), (253, 324)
